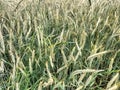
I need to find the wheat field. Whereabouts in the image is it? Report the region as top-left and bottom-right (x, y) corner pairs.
(0, 0), (120, 90)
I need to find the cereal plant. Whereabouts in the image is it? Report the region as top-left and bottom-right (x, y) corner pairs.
(0, 0), (120, 90)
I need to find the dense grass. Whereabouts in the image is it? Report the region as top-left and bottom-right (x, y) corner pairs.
(0, 0), (120, 90)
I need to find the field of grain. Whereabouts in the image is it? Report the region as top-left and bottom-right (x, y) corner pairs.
(0, 0), (120, 90)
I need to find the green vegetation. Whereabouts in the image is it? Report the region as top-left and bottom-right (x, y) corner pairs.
(0, 0), (120, 90)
